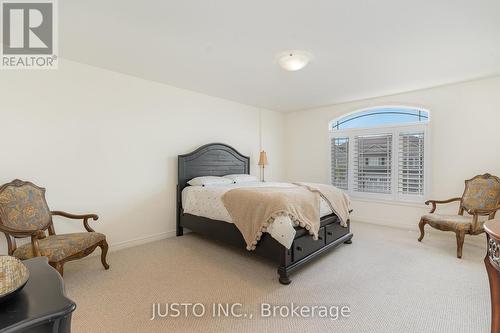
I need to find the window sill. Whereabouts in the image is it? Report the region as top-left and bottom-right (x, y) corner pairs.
(349, 195), (428, 208)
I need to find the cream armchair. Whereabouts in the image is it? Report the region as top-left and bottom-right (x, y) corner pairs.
(418, 174), (500, 258)
(0, 179), (110, 276)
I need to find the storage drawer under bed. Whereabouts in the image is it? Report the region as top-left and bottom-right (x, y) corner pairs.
(325, 221), (349, 244)
(292, 220), (350, 262)
(292, 227), (326, 261)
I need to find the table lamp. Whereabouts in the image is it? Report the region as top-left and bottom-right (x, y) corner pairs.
(258, 150), (269, 182)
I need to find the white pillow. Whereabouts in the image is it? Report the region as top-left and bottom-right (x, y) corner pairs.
(187, 176), (233, 187)
(223, 174), (259, 183)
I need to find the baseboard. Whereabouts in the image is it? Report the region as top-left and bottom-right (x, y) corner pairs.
(351, 216), (416, 231)
(86, 230), (174, 257)
(108, 230), (177, 252)
(351, 216), (486, 248)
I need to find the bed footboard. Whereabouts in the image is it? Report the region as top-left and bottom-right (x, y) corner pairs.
(278, 227), (353, 285)
(179, 210), (352, 285)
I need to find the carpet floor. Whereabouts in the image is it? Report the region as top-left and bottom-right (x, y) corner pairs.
(63, 222), (491, 333)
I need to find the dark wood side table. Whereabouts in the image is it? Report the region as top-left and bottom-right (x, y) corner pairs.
(0, 257), (76, 333)
(485, 219), (500, 333)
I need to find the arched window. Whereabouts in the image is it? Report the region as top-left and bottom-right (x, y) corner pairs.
(330, 106), (429, 201)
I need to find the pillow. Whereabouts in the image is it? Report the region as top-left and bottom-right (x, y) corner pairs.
(223, 174), (259, 183)
(187, 176), (233, 187)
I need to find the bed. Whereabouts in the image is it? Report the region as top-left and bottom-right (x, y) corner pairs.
(176, 143), (353, 285)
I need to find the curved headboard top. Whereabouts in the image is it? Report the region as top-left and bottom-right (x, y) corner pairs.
(178, 143), (250, 192)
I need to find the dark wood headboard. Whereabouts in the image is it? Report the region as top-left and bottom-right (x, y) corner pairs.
(176, 143), (250, 232)
(177, 143), (250, 195)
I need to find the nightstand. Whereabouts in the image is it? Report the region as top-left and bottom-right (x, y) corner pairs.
(0, 257), (76, 333)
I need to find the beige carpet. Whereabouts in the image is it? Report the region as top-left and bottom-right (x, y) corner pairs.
(63, 222), (491, 333)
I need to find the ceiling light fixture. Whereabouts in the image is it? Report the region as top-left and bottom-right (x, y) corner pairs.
(277, 50), (313, 71)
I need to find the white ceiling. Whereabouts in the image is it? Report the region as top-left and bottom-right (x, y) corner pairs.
(60, 0), (500, 112)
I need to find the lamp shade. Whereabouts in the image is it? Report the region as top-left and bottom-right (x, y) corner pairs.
(258, 151), (269, 166)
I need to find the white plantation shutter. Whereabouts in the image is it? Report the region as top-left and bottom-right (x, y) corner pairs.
(398, 132), (425, 195)
(354, 134), (392, 194)
(331, 137), (349, 190)
(330, 107), (429, 201)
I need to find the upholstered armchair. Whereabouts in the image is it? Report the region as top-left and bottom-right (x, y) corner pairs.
(418, 174), (500, 258)
(0, 179), (109, 276)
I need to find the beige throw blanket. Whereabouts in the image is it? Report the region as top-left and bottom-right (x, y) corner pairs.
(293, 182), (351, 227)
(221, 184), (350, 250)
(222, 187), (320, 250)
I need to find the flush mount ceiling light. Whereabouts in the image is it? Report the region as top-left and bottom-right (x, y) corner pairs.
(276, 50), (313, 71)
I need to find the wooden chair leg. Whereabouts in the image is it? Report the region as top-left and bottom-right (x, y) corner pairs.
(456, 230), (465, 259)
(99, 240), (110, 270)
(50, 261), (64, 277)
(418, 218), (426, 242)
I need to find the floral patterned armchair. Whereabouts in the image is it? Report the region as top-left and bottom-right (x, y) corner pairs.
(0, 179), (109, 276)
(418, 173), (500, 258)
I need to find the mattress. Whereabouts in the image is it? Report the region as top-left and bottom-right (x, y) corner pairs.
(181, 182), (333, 249)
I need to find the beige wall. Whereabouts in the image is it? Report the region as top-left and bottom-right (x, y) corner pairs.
(0, 60), (286, 254)
(284, 76), (500, 230)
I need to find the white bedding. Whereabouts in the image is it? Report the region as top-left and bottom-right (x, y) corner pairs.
(181, 182), (333, 249)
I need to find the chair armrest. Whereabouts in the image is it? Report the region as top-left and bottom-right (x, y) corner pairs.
(51, 211), (99, 232)
(51, 211), (98, 220)
(467, 205), (500, 216)
(425, 197), (462, 213)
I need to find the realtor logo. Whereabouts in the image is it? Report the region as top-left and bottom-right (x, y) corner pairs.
(1, 0), (58, 69)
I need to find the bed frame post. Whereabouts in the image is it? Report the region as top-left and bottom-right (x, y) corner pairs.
(344, 218), (353, 243)
(277, 267), (291, 285)
(176, 184), (183, 236)
(278, 248), (292, 285)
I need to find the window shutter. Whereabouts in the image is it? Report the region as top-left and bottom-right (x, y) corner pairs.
(398, 132), (424, 195)
(331, 137), (349, 190)
(354, 134), (392, 194)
